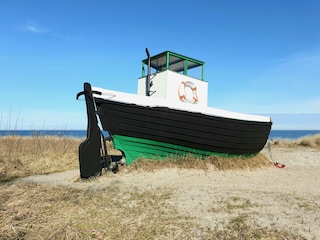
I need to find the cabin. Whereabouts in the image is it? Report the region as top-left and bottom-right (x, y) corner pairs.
(137, 51), (209, 107)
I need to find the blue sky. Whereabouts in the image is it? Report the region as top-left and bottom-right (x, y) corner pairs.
(0, 0), (319, 130)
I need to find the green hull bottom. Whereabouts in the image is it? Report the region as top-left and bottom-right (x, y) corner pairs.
(112, 135), (246, 165)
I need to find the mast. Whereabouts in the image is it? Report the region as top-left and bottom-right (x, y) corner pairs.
(145, 48), (151, 96)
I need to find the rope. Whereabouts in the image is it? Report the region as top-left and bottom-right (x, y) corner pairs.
(267, 139), (286, 168)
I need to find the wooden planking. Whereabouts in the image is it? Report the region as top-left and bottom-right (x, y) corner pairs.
(95, 99), (271, 155)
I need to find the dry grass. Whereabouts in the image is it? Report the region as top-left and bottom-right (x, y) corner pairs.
(0, 182), (305, 240)
(127, 153), (272, 173)
(270, 133), (320, 149)
(0, 136), (273, 181)
(0, 136), (119, 181)
(0, 135), (316, 239)
(2, 134), (319, 181)
(0, 182), (185, 239)
(0, 136), (81, 181)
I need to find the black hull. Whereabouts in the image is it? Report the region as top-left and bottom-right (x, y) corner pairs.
(95, 98), (272, 155)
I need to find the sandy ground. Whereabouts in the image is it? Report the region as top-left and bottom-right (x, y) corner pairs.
(20, 146), (320, 239)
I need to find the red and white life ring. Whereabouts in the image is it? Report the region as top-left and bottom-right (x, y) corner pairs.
(178, 81), (198, 104)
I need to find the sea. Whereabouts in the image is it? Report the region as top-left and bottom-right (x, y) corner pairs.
(0, 130), (320, 140)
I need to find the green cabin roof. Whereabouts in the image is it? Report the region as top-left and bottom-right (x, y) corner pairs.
(141, 51), (205, 80)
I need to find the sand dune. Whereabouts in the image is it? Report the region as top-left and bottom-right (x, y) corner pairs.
(20, 146), (320, 239)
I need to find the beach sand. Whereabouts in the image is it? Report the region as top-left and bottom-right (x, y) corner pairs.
(21, 146), (320, 239)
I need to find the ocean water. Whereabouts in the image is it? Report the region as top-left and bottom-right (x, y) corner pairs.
(269, 130), (320, 139)
(0, 130), (91, 138)
(0, 130), (319, 139)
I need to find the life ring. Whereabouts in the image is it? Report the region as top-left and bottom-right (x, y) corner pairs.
(178, 81), (198, 104)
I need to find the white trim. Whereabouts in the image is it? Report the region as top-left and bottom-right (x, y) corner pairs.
(92, 87), (271, 123)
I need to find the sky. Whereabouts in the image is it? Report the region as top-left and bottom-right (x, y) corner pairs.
(0, 0), (319, 130)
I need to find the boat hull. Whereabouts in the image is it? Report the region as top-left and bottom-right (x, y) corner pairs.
(95, 98), (272, 165)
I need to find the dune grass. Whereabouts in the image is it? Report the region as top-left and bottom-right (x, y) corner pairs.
(0, 182), (305, 240)
(1, 134), (317, 239)
(128, 153), (271, 173)
(270, 133), (320, 149)
(0, 136), (81, 181)
(0, 136), (121, 181)
(0, 135), (273, 181)
(1, 134), (319, 181)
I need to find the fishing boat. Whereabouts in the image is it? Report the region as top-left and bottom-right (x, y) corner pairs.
(77, 49), (272, 178)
